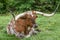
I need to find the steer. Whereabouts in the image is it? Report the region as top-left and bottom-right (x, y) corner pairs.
(7, 10), (55, 38)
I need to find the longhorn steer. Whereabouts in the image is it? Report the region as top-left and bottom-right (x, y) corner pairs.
(7, 10), (55, 38)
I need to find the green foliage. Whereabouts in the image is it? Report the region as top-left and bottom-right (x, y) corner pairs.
(0, 0), (60, 14)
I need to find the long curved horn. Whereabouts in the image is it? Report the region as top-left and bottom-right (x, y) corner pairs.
(35, 11), (54, 16)
(10, 11), (15, 20)
(35, 3), (60, 16)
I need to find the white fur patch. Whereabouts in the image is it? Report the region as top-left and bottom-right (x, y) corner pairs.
(29, 11), (33, 17)
(7, 26), (15, 34)
(25, 35), (31, 38)
(10, 27), (15, 34)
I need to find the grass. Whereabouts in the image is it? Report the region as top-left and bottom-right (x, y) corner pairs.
(0, 12), (60, 40)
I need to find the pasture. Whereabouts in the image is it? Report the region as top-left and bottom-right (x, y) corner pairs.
(0, 12), (60, 40)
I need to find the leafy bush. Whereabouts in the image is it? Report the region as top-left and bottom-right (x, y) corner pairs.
(0, 0), (60, 14)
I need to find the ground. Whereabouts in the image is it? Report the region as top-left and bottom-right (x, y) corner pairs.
(0, 12), (60, 40)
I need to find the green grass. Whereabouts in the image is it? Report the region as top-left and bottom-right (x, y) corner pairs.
(0, 13), (60, 40)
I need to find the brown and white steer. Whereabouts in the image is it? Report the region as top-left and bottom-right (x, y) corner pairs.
(7, 11), (55, 38)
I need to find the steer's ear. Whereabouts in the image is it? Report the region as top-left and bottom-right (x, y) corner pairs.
(20, 14), (27, 19)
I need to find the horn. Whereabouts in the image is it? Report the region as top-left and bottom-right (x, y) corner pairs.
(35, 11), (54, 16)
(35, 3), (60, 16)
(10, 11), (15, 21)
